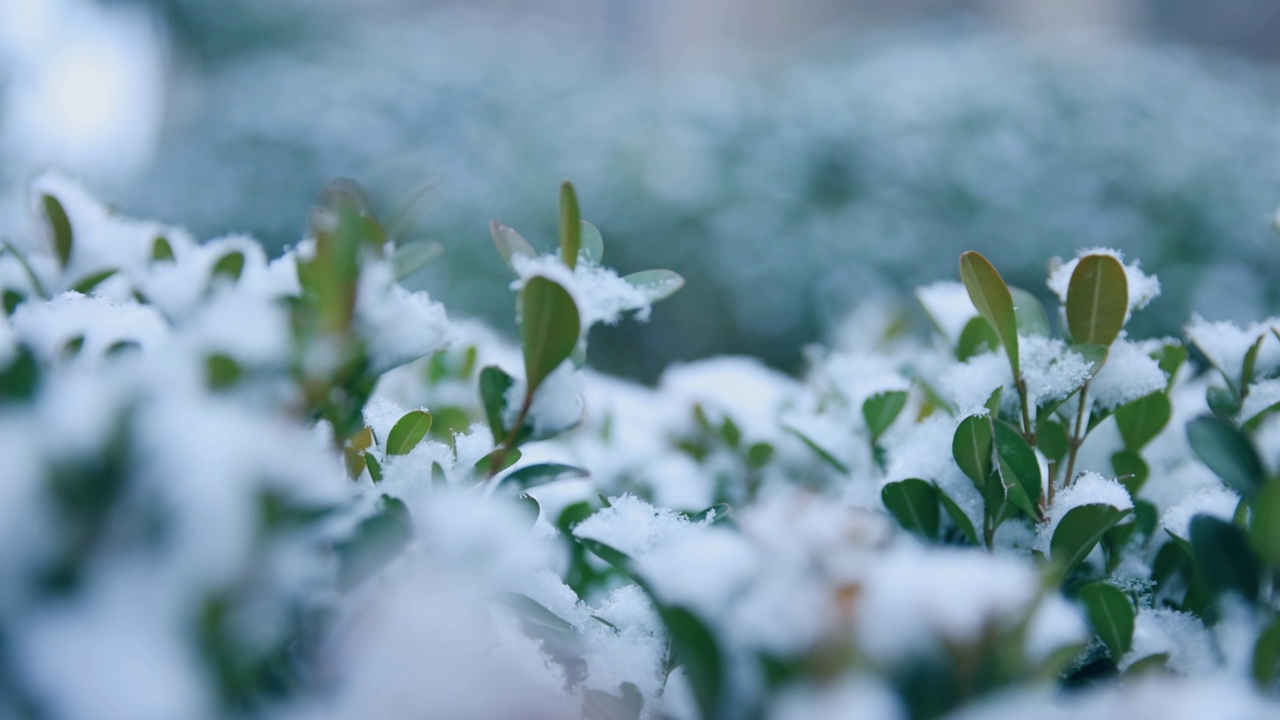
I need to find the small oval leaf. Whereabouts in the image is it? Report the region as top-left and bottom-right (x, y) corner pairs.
(43, 194), (73, 268)
(863, 390), (908, 440)
(559, 180), (581, 269)
(956, 316), (999, 361)
(881, 478), (940, 539)
(1066, 254), (1128, 347)
(1009, 286), (1050, 337)
(1186, 415), (1265, 499)
(499, 463), (589, 491)
(490, 221), (537, 269)
(1114, 392), (1172, 451)
(579, 220), (604, 264)
(386, 410), (432, 456)
(623, 269), (685, 303)
(520, 276), (581, 395)
(1051, 504), (1131, 576)
(936, 485), (979, 545)
(953, 414), (994, 489)
(393, 240), (444, 281)
(959, 251), (1020, 378)
(1080, 582), (1134, 659)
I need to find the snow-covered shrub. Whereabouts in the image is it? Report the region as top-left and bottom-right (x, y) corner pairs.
(2, 174), (1280, 720)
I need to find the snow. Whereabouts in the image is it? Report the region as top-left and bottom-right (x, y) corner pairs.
(1160, 486), (1240, 540)
(502, 361), (586, 437)
(1087, 337), (1168, 410)
(769, 676), (905, 720)
(1121, 607), (1217, 675)
(355, 260), (453, 373)
(511, 253), (651, 328)
(1185, 315), (1280, 388)
(1241, 377), (1280, 423)
(571, 494), (703, 558)
(1037, 472), (1133, 554)
(939, 336), (1095, 417)
(1046, 249), (1161, 320)
(916, 280), (977, 346)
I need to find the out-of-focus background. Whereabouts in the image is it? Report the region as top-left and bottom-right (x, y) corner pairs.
(2, 0), (1279, 380)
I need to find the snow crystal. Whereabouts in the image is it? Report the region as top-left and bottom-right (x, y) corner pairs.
(1160, 486), (1240, 540)
(1037, 472), (1133, 554)
(511, 254), (650, 328)
(855, 546), (1042, 662)
(571, 495), (702, 558)
(1185, 315), (1280, 387)
(1046, 249), (1161, 319)
(1087, 338), (1167, 411)
(1121, 607), (1217, 675)
(939, 336), (1095, 416)
(355, 261), (452, 373)
(915, 280), (977, 346)
(1241, 377), (1280, 423)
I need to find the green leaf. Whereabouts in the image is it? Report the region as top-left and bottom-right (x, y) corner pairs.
(1242, 334), (1266, 389)
(1, 239), (48, 299)
(1250, 481), (1280, 571)
(490, 221), (537, 269)
(392, 240), (443, 281)
(1190, 514), (1261, 603)
(205, 353), (242, 390)
(1253, 618), (1280, 688)
(863, 390), (908, 440)
(365, 453), (383, 483)
(661, 607), (723, 720)
(690, 503), (732, 525)
(386, 410), (432, 456)
(579, 220), (604, 264)
(42, 194), (72, 268)
(952, 414), (994, 489)
(745, 441), (774, 469)
(2, 290), (23, 315)
(1065, 254), (1128, 347)
(1009, 286), (1050, 337)
(623, 269), (685, 303)
(1037, 420), (1069, 462)
(1080, 582), (1134, 659)
(1124, 653), (1171, 678)
(1114, 392), (1172, 451)
(71, 268), (117, 294)
(881, 479), (940, 539)
(993, 420), (1042, 517)
(1153, 343), (1186, 390)
(1051, 504), (1131, 576)
(956, 316), (999, 361)
(784, 426), (849, 474)
(1207, 386), (1243, 421)
(1110, 450), (1150, 496)
(559, 181), (582, 269)
(936, 485), (979, 545)
(959, 251), (1020, 378)
(210, 251), (245, 283)
(337, 496), (413, 591)
(151, 235), (176, 262)
(719, 416), (741, 449)
(1186, 415), (1265, 499)
(520, 276), (581, 395)
(479, 365), (517, 438)
(577, 537), (636, 575)
(0, 347), (39, 400)
(475, 448), (521, 475)
(499, 463), (589, 491)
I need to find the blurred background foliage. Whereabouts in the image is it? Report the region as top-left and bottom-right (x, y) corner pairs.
(3, 0), (1280, 381)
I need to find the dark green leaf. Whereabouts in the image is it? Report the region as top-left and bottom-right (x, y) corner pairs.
(210, 251), (245, 283)
(337, 496), (412, 591)
(993, 420), (1042, 516)
(936, 485), (979, 545)
(205, 353), (242, 390)
(661, 607), (722, 720)
(952, 414), (994, 489)
(623, 269), (685, 303)
(42, 194), (72, 268)
(499, 463), (589, 491)
(490, 221), (537, 269)
(71, 268), (117, 294)
(386, 410), (432, 456)
(2, 289), (23, 315)
(719, 416), (741, 449)
(480, 365), (517, 439)
(745, 442), (774, 469)
(956, 316), (999, 361)
(1207, 385), (1242, 421)
(1080, 583), (1134, 659)
(959, 251), (1020, 378)
(1051, 504), (1131, 576)
(1186, 415), (1265, 499)
(365, 453), (383, 483)
(520, 276), (580, 395)
(1037, 420), (1069, 462)
(1066, 254), (1128, 347)
(475, 448), (522, 476)
(1115, 392), (1172, 451)
(1009, 286), (1050, 337)
(1190, 514), (1261, 603)
(151, 236), (175, 262)
(863, 390), (908, 440)
(579, 220), (604, 264)
(881, 479), (940, 539)
(1110, 450), (1149, 496)
(577, 537), (636, 575)
(1254, 618), (1280, 688)
(1250, 480), (1280, 571)
(0, 347), (38, 400)
(559, 181), (581, 269)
